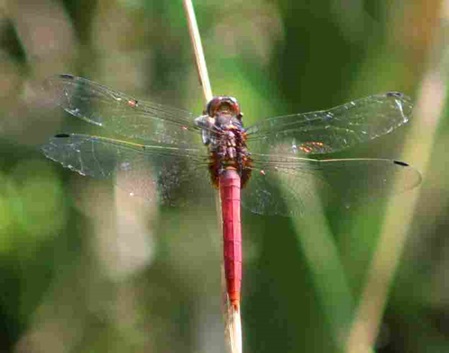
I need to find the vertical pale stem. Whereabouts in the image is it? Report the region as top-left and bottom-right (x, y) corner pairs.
(182, 0), (213, 102)
(182, 1), (242, 353)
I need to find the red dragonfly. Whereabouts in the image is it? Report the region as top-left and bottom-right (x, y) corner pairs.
(41, 74), (421, 310)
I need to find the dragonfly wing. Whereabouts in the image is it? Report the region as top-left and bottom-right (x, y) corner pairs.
(43, 74), (202, 147)
(41, 134), (213, 206)
(242, 154), (421, 216)
(246, 92), (412, 155)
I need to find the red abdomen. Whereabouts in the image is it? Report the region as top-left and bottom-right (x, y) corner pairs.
(219, 168), (242, 310)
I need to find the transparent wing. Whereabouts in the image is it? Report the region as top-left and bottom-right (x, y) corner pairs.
(242, 154), (421, 216)
(43, 74), (203, 146)
(41, 134), (214, 206)
(246, 92), (412, 155)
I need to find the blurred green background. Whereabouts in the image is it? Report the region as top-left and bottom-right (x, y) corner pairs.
(0, 0), (448, 352)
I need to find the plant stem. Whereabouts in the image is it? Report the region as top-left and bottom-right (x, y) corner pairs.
(182, 0), (213, 102)
(182, 2), (242, 353)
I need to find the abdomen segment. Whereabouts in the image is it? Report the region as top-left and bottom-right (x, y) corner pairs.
(219, 168), (242, 310)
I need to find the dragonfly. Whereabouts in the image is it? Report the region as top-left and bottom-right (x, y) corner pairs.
(41, 74), (421, 310)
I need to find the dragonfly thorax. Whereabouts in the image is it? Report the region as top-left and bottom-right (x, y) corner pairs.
(193, 97), (252, 188)
(195, 96), (244, 145)
(207, 121), (252, 188)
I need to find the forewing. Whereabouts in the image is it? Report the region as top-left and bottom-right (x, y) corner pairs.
(242, 154), (421, 216)
(41, 134), (213, 206)
(246, 92), (412, 155)
(43, 74), (202, 146)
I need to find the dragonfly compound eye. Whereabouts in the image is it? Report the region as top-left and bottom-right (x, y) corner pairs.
(207, 96), (241, 117)
(206, 97), (222, 117)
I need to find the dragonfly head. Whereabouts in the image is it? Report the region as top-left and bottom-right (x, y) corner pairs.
(206, 96), (242, 119)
